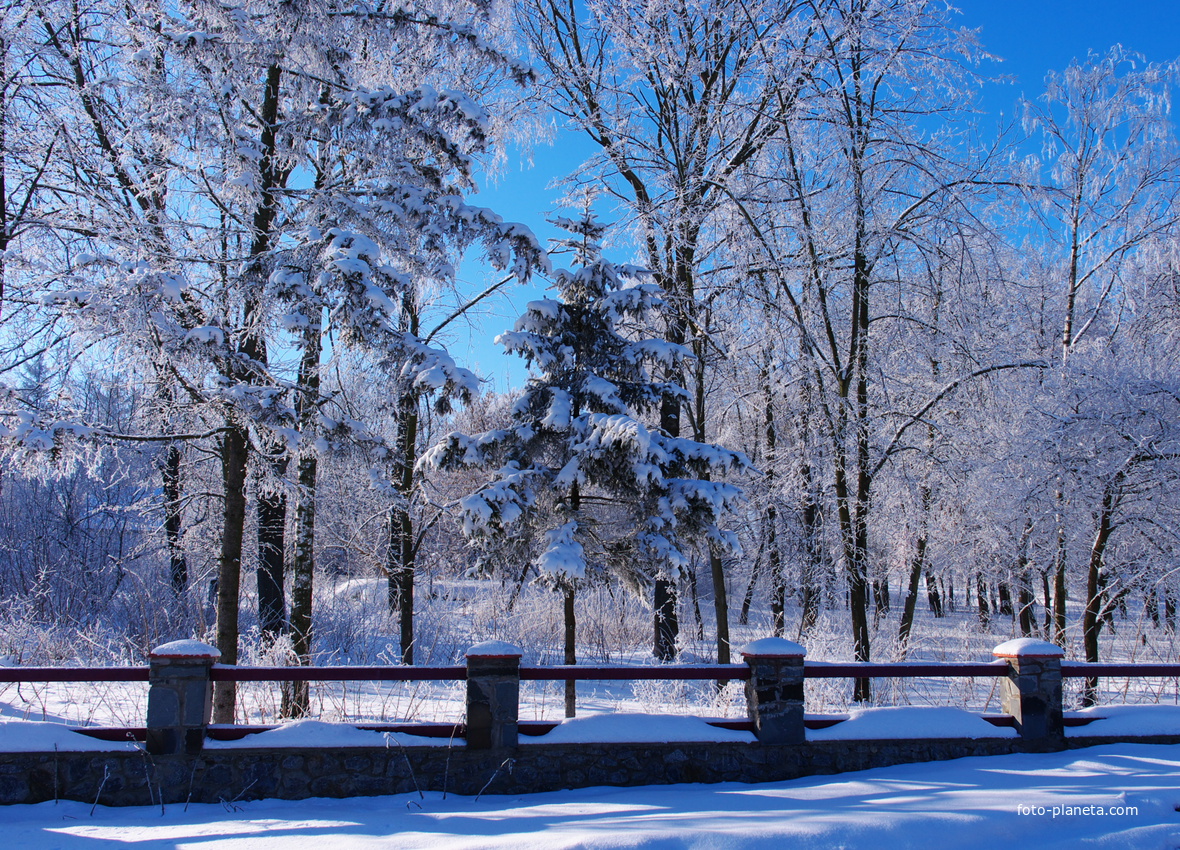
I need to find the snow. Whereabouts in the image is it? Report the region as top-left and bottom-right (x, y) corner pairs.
(741, 637), (806, 657)
(581, 376), (623, 411)
(5, 744), (1178, 847)
(628, 337), (691, 368)
(1067, 704), (1180, 737)
(203, 720), (452, 749)
(524, 298), (562, 321)
(466, 641), (523, 658)
(184, 326), (225, 345)
(0, 721), (138, 752)
(150, 640), (220, 658)
(535, 521), (586, 579)
(527, 713), (756, 744)
(412, 364), (448, 390)
(993, 639), (1065, 657)
(457, 472), (534, 536)
(807, 706), (1017, 740)
(541, 388), (572, 429)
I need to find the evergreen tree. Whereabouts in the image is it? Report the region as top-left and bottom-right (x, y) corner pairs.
(424, 215), (749, 713)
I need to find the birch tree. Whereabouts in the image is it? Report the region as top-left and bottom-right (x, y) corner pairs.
(20, 0), (542, 720)
(520, 0), (813, 661)
(1021, 47), (1180, 644)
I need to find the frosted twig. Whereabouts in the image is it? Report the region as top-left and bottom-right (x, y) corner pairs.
(475, 758), (514, 802)
(90, 765), (109, 816)
(385, 732), (424, 800)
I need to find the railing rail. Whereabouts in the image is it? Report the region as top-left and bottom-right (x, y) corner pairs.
(520, 664), (749, 681)
(803, 661), (1007, 678)
(0, 666), (149, 683)
(8, 659), (1180, 686)
(208, 664), (465, 682)
(1061, 661), (1180, 678)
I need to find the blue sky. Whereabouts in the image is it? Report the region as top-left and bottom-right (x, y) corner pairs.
(450, 1), (1180, 393)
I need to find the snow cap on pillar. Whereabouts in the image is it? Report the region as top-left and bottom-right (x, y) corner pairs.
(992, 638), (1064, 659)
(741, 637), (807, 658)
(466, 640), (524, 658)
(149, 640), (221, 659)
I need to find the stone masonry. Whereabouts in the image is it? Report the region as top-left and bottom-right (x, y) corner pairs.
(0, 637), (1143, 807)
(993, 638), (1064, 749)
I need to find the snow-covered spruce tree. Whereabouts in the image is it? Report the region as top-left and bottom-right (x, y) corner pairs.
(423, 215), (749, 715)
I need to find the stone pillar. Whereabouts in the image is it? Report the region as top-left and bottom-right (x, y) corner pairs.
(742, 637), (807, 745)
(466, 641), (522, 750)
(993, 638), (1064, 749)
(146, 640), (220, 756)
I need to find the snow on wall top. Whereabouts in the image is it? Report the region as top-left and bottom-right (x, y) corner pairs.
(741, 637), (807, 658)
(807, 707), (1018, 741)
(0, 721), (141, 752)
(149, 640), (221, 659)
(525, 713), (756, 745)
(1066, 704), (1180, 737)
(466, 640), (523, 658)
(203, 720), (453, 750)
(992, 639), (1064, 658)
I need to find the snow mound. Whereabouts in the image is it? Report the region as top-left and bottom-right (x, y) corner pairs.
(150, 639), (220, 658)
(0, 721), (140, 752)
(992, 638), (1063, 657)
(807, 706), (1017, 740)
(527, 713), (756, 744)
(466, 641), (523, 658)
(203, 720), (453, 749)
(1067, 704), (1180, 737)
(741, 637), (806, 657)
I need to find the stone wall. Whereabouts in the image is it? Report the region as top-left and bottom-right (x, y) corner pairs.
(0, 736), (1048, 807)
(1, 637), (1163, 807)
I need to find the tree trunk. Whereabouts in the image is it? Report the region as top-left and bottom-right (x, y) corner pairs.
(738, 540), (763, 627)
(213, 425), (249, 724)
(761, 364), (786, 636)
(1018, 582), (1036, 637)
(1082, 474), (1121, 706)
(654, 362), (683, 660)
(976, 573), (990, 630)
(925, 571), (944, 617)
(257, 448), (287, 641)
(564, 585), (576, 718)
(897, 535), (926, 658)
(161, 443), (188, 596)
(874, 576), (890, 619)
(653, 578), (678, 661)
(387, 390), (420, 664)
(768, 504), (785, 636)
(283, 284), (323, 717)
(688, 566), (705, 641)
(710, 549), (730, 666)
(835, 233), (875, 703)
(1047, 571), (1057, 637)
(1146, 589), (1160, 627)
(216, 60), (284, 722)
(997, 581), (1013, 618)
(284, 449), (316, 717)
(798, 489), (822, 635)
(1053, 482), (1069, 647)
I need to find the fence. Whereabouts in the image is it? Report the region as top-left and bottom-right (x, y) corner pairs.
(3, 635), (1177, 756)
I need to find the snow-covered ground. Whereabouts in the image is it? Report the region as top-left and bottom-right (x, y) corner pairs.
(2, 744), (1175, 848)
